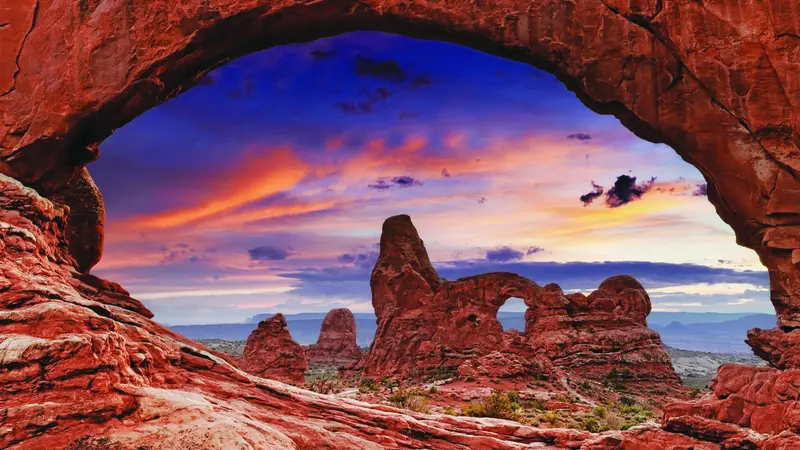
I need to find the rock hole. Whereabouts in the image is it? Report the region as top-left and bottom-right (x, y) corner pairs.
(497, 297), (526, 331)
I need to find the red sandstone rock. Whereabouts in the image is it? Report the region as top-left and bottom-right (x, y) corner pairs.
(746, 327), (800, 370)
(664, 363), (800, 439)
(238, 313), (307, 385)
(1, 0), (800, 328)
(360, 215), (680, 387)
(527, 277), (679, 383)
(306, 308), (363, 365)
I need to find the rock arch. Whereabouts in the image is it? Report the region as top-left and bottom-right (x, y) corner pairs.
(1, 0), (798, 329)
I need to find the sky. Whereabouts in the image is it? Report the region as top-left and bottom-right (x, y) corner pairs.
(90, 31), (771, 325)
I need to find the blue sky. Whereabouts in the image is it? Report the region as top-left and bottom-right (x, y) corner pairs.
(90, 31), (769, 325)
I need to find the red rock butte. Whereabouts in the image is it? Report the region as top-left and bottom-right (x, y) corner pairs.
(306, 308), (363, 365)
(238, 313), (308, 385)
(360, 214), (680, 385)
(1, 0), (799, 448)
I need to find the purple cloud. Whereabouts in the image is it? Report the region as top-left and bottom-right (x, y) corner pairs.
(486, 246), (524, 262)
(248, 246), (290, 261)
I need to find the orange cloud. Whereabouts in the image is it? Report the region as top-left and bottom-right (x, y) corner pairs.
(134, 147), (309, 229)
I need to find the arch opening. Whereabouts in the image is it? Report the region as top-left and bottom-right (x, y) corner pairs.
(497, 297), (527, 332)
(84, 30), (771, 361)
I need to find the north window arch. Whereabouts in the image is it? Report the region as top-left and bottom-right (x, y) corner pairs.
(1, 0), (797, 332)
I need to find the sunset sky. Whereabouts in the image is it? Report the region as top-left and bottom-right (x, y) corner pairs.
(91, 31), (770, 325)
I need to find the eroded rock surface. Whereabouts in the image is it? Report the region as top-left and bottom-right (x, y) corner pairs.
(1, 0), (799, 328)
(238, 313), (307, 385)
(663, 363), (800, 447)
(360, 215), (679, 387)
(3, 172), (774, 450)
(306, 308), (363, 365)
(747, 327), (800, 370)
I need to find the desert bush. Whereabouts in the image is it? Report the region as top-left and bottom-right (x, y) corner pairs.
(306, 373), (345, 395)
(358, 377), (378, 393)
(463, 389), (522, 421)
(389, 388), (430, 413)
(442, 406), (457, 415)
(429, 386), (438, 394)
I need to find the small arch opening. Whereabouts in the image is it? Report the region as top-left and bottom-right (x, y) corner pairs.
(497, 297), (527, 332)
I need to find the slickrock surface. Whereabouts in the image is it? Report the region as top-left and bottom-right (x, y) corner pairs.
(747, 327), (800, 370)
(306, 308), (363, 365)
(238, 313), (307, 385)
(360, 215), (679, 386)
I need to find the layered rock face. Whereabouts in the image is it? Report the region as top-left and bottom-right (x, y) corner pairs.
(306, 308), (363, 365)
(528, 277), (679, 382)
(238, 313), (307, 384)
(360, 215), (679, 385)
(662, 363), (800, 448)
(5, 172), (779, 449)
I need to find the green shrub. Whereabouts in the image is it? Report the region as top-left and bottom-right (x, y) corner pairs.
(359, 377), (378, 393)
(429, 386), (438, 394)
(591, 405), (607, 419)
(541, 410), (560, 425)
(389, 388), (430, 413)
(306, 373), (345, 394)
(582, 417), (602, 433)
(607, 367), (619, 379)
(463, 389), (520, 421)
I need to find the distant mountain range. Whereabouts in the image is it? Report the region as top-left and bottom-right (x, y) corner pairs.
(168, 311), (776, 353)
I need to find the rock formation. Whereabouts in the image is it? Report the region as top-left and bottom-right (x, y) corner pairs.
(360, 215), (679, 386)
(662, 363), (800, 448)
(238, 313), (307, 384)
(7, 172), (789, 449)
(528, 276), (679, 382)
(306, 308), (363, 365)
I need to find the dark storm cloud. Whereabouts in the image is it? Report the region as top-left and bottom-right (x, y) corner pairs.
(353, 55), (407, 82)
(337, 254), (357, 263)
(606, 175), (656, 208)
(335, 87), (393, 115)
(567, 133), (592, 141)
(367, 176), (423, 190)
(579, 182), (604, 206)
(310, 49), (336, 60)
(248, 245), (290, 261)
(486, 247), (524, 262)
(337, 249), (379, 269)
(441, 168), (451, 178)
(581, 176), (656, 208)
(693, 184), (708, 197)
(526, 246), (545, 255)
(392, 176), (422, 187)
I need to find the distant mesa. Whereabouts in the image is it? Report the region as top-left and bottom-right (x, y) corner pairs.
(238, 313), (307, 385)
(306, 308), (363, 365)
